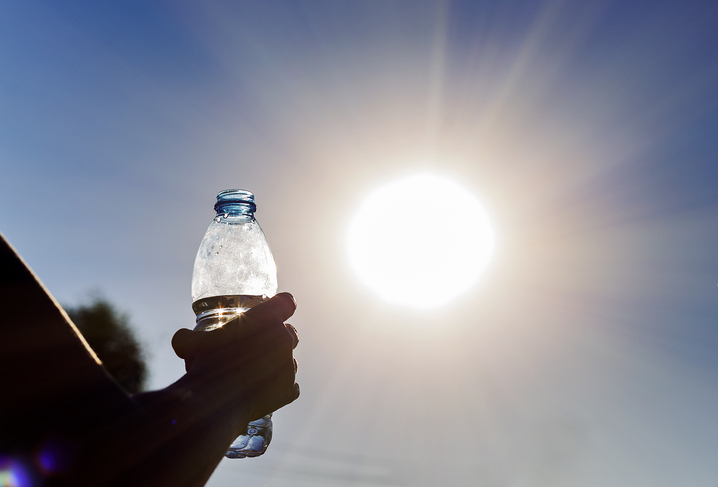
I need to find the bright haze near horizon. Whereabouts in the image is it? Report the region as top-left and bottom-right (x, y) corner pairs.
(2, 1), (718, 485)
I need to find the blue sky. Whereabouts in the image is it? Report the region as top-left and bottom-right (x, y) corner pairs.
(2, 1), (718, 485)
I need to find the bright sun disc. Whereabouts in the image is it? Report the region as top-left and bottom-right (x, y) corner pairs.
(347, 173), (494, 309)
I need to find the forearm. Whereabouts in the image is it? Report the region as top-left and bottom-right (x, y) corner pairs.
(57, 375), (250, 487)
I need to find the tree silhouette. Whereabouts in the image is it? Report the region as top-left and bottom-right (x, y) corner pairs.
(66, 297), (147, 394)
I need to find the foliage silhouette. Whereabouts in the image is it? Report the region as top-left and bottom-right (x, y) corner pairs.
(66, 297), (147, 394)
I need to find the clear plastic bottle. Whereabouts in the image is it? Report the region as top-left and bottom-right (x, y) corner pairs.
(191, 189), (278, 458)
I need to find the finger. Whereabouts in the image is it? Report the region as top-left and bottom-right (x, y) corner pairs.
(242, 292), (296, 325)
(285, 323), (299, 349)
(274, 383), (300, 412)
(289, 383), (300, 403)
(171, 328), (196, 359)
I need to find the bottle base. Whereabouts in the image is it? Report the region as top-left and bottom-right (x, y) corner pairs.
(225, 414), (273, 459)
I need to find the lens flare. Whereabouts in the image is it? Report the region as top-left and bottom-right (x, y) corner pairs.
(0, 457), (34, 487)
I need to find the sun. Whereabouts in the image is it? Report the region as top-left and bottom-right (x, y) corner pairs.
(347, 173), (494, 309)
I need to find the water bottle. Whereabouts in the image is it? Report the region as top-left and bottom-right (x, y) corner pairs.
(191, 189), (278, 458)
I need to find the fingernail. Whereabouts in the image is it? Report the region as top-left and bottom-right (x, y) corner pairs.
(278, 292), (296, 309)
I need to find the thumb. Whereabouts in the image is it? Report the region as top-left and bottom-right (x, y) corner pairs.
(171, 328), (198, 360)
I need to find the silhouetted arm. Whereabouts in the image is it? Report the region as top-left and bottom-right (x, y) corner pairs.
(0, 234), (299, 487)
(0, 235), (133, 456)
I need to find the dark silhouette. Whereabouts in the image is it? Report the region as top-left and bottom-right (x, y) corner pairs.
(66, 298), (147, 394)
(0, 234), (300, 487)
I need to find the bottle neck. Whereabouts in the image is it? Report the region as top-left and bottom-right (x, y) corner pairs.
(214, 189), (256, 219)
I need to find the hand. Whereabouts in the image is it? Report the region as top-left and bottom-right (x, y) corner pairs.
(171, 293), (300, 424)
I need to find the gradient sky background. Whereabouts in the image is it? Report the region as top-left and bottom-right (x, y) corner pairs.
(2, 1), (718, 485)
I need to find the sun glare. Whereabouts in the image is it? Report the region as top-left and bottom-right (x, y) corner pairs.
(347, 173), (494, 309)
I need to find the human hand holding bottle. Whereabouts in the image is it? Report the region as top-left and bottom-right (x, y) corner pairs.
(172, 293), (300, 435)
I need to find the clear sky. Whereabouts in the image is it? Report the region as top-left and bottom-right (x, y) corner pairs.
(2, 0), (718, 485)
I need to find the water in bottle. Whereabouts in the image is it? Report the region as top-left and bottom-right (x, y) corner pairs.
(191, 189), (278, 458)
